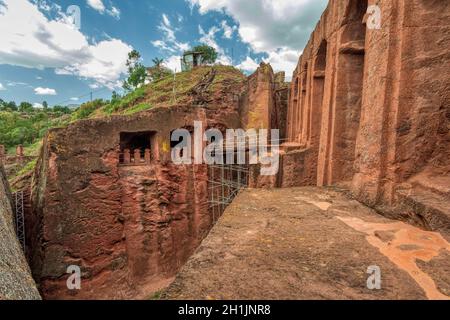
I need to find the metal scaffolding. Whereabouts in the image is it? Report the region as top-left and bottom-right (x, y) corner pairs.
(14, 190), (26, 251)
(208, 161), (249, 224)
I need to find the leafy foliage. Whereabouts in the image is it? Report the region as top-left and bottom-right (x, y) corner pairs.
(184, 44), (218, 64)
(71, 99), (106, 120)
(0, 105), (72, 151)
(147, 57), (173, 82)
(123, 50), (147, 92)
(102, 86), (146, 115)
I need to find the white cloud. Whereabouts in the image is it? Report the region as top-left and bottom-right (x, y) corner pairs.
(34, 87), (57, 95)
(87, 0), (121, 19)
(55, 39), (132, 89)
(70, 97), (79, 101)
(220, 20), (236, 39)
(0, 0), (131, 89)
(237, 56), (259, 73)
(163, 55), (181, 72)
(0, 83), (5, 91)
(198, 25), (232, 65)
(263, 47), (300, 80)
(87, 1), (120, 19)
(33, 102), (43, 109)
(7, 81), (28, 87)
(108, 6), (121, 19)
(187, 0), (327, 75)
(87, 0), (105, 13)
(152, 14), (190, 55)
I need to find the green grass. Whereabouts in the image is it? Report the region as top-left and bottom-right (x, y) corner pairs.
(24, 140), (42, 156)
(12, 159), (37, 179)
(148, 291), (162, 300)
(77, 66), (246, 119)
(122, 103), (153, 115)
(101, 86), (147, 115)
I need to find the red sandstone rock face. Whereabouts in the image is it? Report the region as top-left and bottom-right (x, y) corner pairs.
(30, 105), (241, 299)
(29, 65), (289, 299)
(282, 0), (449, 234)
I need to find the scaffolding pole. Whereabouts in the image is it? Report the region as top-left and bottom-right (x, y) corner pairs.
(14, 190), (26, 251)
(208, 160), (249, 224)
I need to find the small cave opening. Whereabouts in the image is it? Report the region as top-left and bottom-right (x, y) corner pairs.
(120, 131), (156, 165)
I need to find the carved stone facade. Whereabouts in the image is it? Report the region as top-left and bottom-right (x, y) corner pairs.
(282, 0), (449, 234)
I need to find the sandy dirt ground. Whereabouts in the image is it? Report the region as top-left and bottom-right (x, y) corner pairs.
(161, 187), (450, 300)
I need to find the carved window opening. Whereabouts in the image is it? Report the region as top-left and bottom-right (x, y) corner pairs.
(119, 131), (156, 165)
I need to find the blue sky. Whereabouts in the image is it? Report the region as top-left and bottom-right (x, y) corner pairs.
(0, 0), (327, 107)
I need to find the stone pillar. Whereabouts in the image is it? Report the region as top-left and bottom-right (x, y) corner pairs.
(134, 149), (141, 164)
(16, 145), (24, 163)
(123, 149), (131, 164)
(144, 149), (151, 164)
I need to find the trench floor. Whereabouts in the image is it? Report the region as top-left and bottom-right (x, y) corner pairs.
(161, 187), (450, 300)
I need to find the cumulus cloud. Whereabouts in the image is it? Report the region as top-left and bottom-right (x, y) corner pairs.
(163, 55), (181, 72)
(87, 0), (105, 12)
(70, 97), (79, 101)
(263, 47), (301, 80)
(237, 56), (259, 73)
(34, 87), (57, 95)
(0, 83), (5, 91)
(33, 102), (43, 109)
(187, 0), (327, 75)
(0, 0), (131, 89)
(198, 25), (232, 65)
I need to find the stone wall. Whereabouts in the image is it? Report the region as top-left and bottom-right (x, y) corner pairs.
(0, 165), (40, 300)
(283, 0), (450, 232)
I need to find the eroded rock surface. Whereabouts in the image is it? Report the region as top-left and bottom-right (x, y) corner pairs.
(162, 188), (449, 300)
(282, 0), (450, 235)
(0, 166), (40, 300)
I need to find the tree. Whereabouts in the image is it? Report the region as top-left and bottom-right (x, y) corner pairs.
(111, 91), (121, 104)
(122, 50), (148, 91)
(185, 44), (218, 64)
(53, 105), (71, 114)
(19, 102), (33, 113)
(5, 101), (17, 111)
(42, 101), (48, 111)
(147, 57), (172, 82)
(152, 57), (164, 67)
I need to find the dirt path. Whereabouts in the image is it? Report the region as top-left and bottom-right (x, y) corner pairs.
(161, 187), (450, 300)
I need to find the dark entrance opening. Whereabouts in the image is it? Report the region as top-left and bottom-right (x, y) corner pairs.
(120, 131), (155, 165)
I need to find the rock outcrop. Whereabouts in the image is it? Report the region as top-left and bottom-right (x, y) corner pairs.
(0, 165), (40, 300)
(282, 0), (450, 235)
(28, 66), (288, 299)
